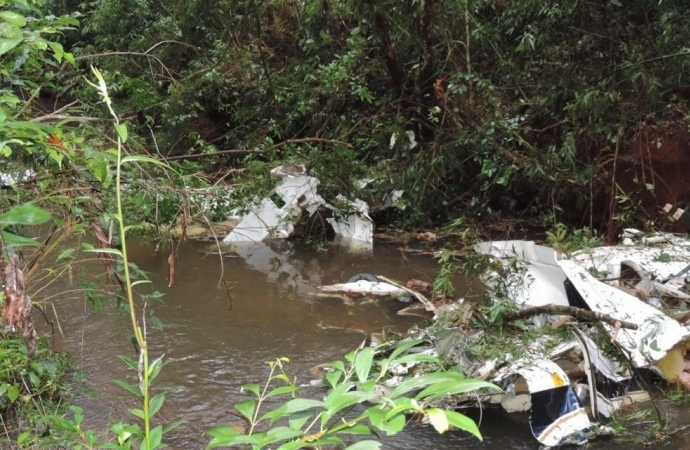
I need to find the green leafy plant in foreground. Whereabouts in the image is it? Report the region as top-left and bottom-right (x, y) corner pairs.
(208, 341), (499, 450)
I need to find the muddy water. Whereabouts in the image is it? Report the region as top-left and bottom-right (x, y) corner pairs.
(44, 240), (686, 449)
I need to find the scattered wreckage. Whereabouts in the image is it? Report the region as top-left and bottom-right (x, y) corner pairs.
(314, 231), (690, 447)
(222, 164), (377, 253)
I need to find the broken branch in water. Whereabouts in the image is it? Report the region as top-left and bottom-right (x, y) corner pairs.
(376, 275), (436, 312)
(504, 305), (638, 330)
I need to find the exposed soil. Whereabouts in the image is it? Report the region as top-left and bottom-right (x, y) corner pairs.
(609, 121), (690, 235)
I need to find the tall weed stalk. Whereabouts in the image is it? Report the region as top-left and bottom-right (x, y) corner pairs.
(83, 67), (178, 449)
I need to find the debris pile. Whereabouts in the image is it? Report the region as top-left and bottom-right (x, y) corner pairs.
(315, 231), (690, 447)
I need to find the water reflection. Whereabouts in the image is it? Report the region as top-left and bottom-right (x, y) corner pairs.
(43, 239), (680, 449)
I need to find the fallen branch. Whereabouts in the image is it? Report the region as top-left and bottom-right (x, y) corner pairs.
(504, 305), (638, 330)
(376, 275), (436, 312)
(163, 138), (353, 161)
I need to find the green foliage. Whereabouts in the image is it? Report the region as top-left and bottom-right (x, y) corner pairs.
(32, 0), (690, 229)
(545, 224), (603, 257)
(0, 337), (70, 412)
(0, 203), (52, 246)
(207, 345), (499, 449)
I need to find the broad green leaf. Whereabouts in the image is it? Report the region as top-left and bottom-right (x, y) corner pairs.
(416, 379), (500, 401)
(16, 431), (31, 446)
(344, 440), (382, 450)
(329, 360), (346, 372)
(85, 153), (110, 187)
(1, 230), (40, 246)
(115, 123), (128, 143)
(113, 379), (142, 397)
(149, 425), (163, 450)
(426, 408), (449, 433)
(56, 248), (75, 261)
(6, 384), (19, 402)
(388, 353), (441, 367)
(162, 419), (186, 434)
(389, 371), (476, 399)
(387, 339), (425, 361)
(206, 426), (239, 449)
(149, 393), (166, 417)
(128, 408), (145, 420)
(0, 11), (26, 27)
(354, 347), (374, 383)
(0, 37), (21, 55)
(445, 410), (482, 440)
(242, 383), (260, 396)
(261, 398), (324, 425)
(255, 426), (303, 447)
(118, 356), (138, 370)
(265, 384), (299, 398)
(375, 412), (405, 435)
(325, 370), (342, 388)
(287, 410), (313, 431)
(234, 399), (256, 422)
(0, 22), (21, 39)
(47, 41), (63, 61)
(28, 371), (40, 388)
(0, 204), (51, 226)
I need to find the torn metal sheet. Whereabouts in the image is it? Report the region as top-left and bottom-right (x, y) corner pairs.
(223, 166), (374, 252)
(573, 329), (650, 418)
(223, 174), (323, 243)
(559, 260), (690, 380)
(475, 241), (570, 310)
(327, 197), (374, 252)
(493, 359), (592, 447)
(571, 230), (690, 291)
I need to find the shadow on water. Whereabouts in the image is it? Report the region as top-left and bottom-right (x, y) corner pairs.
(41, 239), (690, 449)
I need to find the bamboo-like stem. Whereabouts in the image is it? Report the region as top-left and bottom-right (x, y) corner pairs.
(464, 0), (474, 108)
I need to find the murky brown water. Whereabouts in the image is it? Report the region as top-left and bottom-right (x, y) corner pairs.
(40, 239), (690, 449)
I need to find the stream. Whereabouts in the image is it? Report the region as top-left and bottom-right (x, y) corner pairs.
(43, 239), (690, 449)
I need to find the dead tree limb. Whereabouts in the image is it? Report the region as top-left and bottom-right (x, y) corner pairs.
(377, 275), (436, 312)
(504, 305), (638, 330)
(163, 138), (353, 162)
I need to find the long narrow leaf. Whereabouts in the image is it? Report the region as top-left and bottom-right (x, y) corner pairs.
(445, 410), (482, 440)
(354, 347), (374, 383)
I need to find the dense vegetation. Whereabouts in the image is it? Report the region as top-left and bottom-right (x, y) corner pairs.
(10, 0), (685, 233)
(2, 0), (690, 447)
